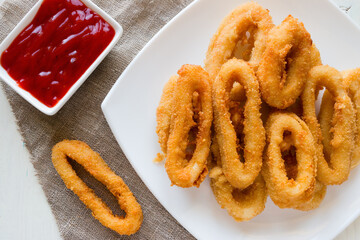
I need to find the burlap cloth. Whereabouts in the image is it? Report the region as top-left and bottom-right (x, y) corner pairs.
(0, 0), (196, 239)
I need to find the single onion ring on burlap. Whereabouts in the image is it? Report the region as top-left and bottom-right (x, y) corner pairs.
(163, 65), (213, 188)
(209, 137), (267, 221)
(52, 140), (143, 235)
(212, 59), (265, 189)
(205, 2), (274, 80)
(320, 69), (360, 169)
(263, 112), (316, 209)
(302, 65), (355, 185)
(257, 15), (313, 109)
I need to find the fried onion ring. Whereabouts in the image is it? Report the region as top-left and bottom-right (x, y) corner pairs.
(205, 2), (274, 80)
(163, 65), (213, 188)
(210, 167), (267, 221)
(155, 75), (178, 157)
(257, 15), (313, 109)
(276, 128), (326, 210)
(293, 180), (327, 211)
(302, 65), (355, 185)
(212, 59), (265, 189)
(52, 140), (143, 235)
(310, 43), (322, 67)
(209, 137), (267, 221)
(343, 69), (360, 168)
(285, 44), (322, 116)
(320, 69), (360, 169)
(263, 112), (316, 209)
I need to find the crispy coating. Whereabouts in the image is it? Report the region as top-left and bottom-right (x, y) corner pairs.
(205, 2), (274, 80)
(285, 44), (322, 116)
(302, 65), (355, 185)
(210, 167), (267, 221)
(263, 112), (316, 209)
(257, 15), (313, 109)
(209, 137), (267, 221)
(156, 75), (178, 156)
(161, 65), (213, 188)
(52, 140), (143, 235)
(310, 43), (322, 67)
(293, 180), (327, 211)
(320, 69), (360, 169)
(212, 59), (265, 189)
(343, 69), (360, 168)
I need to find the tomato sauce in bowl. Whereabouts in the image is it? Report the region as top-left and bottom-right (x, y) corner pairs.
(0, 0), (115, 107)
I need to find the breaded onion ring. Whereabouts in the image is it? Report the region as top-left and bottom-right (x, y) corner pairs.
(310, 43), (322, 67)
(52, 140), (143, 235)
(155, 75), (178, 157)
(263, 112), (316, 209)
(273, 123), (326, 211)
(257, 15), (313, 109)
(276, 129), (327, 211)
(212, 59), (265, 189)
(343, 69), (360, 168)
(285, 44), (322, 116)
(163, 65), (213, 188)
(209, 138), (267, 221)
(205, 2), (274, 80)
(293, 180), (327, 211)
(210, 167), (267, 221)
(302, 65), (355, 185)
(320, 69), (360, 169)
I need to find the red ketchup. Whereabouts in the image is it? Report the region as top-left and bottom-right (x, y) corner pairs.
(1, 0), (115, 107)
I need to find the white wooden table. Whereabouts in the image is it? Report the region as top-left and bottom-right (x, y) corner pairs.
(0, 0), (359, 239)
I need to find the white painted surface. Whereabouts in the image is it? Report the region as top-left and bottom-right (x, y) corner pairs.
(0, 0), (359, 239)
(0, 84), (61, 240)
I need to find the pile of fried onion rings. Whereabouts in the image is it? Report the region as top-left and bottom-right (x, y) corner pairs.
(155, 1), (360, 222)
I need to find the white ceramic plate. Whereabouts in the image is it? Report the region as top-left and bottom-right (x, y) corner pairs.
(102, 0), (360, 239)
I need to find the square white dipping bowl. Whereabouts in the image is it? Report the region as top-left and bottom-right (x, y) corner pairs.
(0, 0), (122, 115)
